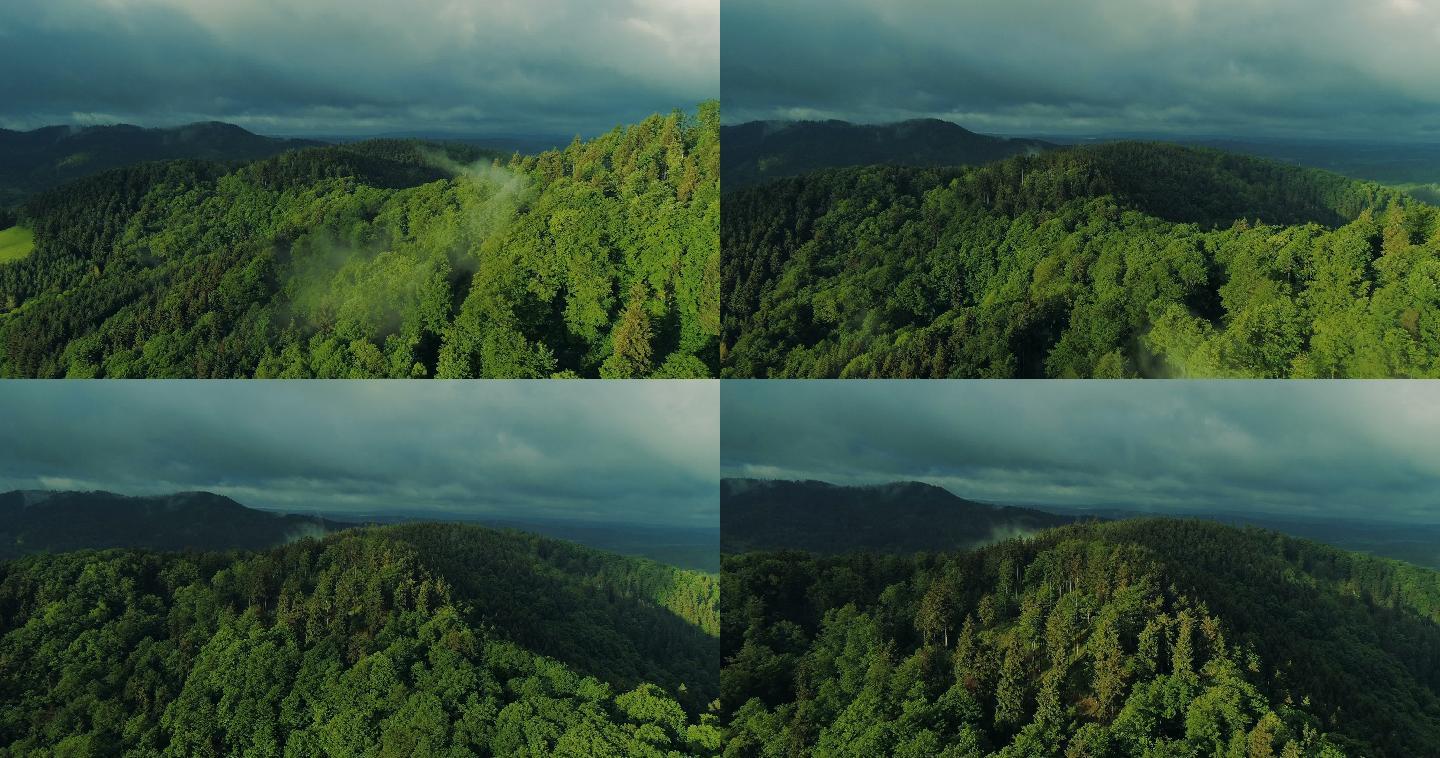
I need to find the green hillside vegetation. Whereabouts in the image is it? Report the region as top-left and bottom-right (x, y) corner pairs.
(0, 103), (719, 378)
(0, 226), (32, 264)
(721, 479), (1074, 555)
(721, 519), (1440, 757)
(0, 522), (721, 756)
(722, 142), (1440, 377)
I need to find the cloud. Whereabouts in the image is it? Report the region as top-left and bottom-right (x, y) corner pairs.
(0, 0), (718, 135)
(721, 0), (1440, 139)
(0, 380), (719, 528)
(721, 381), (1440, 523)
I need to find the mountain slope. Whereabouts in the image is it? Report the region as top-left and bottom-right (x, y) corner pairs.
(0, 522), (721, 755)
(722, 142), (1440, 378)
(0, 490), (350, 559)
(0, 122), (323, 204)
(721, 119), (1053, 189)
(721, 479), (1074, 554)
(721, 519), (1440, 756)
(0, 102), (720, 378)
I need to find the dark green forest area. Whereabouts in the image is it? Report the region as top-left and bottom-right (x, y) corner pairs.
(721, 519), (1440, 756)
(0, 103), (719, 378)
(720, 479), (1073, 555)
(0, 523), (721, 756)
(722, 143), (1440, 377)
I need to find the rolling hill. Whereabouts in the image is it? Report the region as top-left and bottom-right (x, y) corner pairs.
(722, 140), (1440, 378)
(0, 103), (720, 378)
(0, 489), (350, 559)
(0, 521), (721, 755)
(720, 119), (1054, 189)
(721, 518), (1440, 756)
(720, 478), (1075, 554)
(0, 122), (323, 205)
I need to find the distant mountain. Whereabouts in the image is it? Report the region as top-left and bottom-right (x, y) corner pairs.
(720, 118), (1055, 188)
(0, 121), (323, 203)
(720, 478), (1077, 554)
(0, 490), (351, 558)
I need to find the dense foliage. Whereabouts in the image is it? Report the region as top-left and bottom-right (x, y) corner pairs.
(0, 522), (720, 756)
(0, 103), (719, 378)
(722, 143), (1440, 377)
(721, 120), (1052, 189)
(721, 479), (1073, 554)
(721, 519), (1440, 756)
(0, 490), (350, 560)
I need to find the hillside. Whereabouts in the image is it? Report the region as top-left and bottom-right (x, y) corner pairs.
(0, 122), (323, 205)
(721, 479), (1074, 554)
(721, 519), (1440, 756)
(0, 490), (351, 559)
(0, 522), (721, 755)
(722, 141), (1440, 378)
(0, 103), (720, 378)
(721, 119), (1053, 189)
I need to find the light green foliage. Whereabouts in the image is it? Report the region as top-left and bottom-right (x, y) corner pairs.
(0, 226), (33, 265)
(0, 103), (719, 378)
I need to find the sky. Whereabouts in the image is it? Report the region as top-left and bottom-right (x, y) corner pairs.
(722, 0), (1440, 140)
(0, 0), (717, 136)
(0, 380), (718, 529)
(723, 381), (1440, 524)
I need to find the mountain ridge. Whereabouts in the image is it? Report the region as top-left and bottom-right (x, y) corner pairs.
(720, 477), (1077, 554)
(721, 117), (1055, 188)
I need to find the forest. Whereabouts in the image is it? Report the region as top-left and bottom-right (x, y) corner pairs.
(0, 522), (721, 756)
(0, 103), (719, 378)
(722, 142), (1440, 377)
(721, 519), (1440, 757)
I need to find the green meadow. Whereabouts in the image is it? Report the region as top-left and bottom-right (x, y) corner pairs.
(0, 226), (34, 264)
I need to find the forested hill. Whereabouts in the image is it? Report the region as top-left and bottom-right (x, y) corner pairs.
(723, 141), (1440, 378)
(0, 102), (720, 378)
(0, 489), (351, 559)
(721, 478), (1075, 554)
(0, 522), (722, 755)
(722, 518), (1440, 756)
(721, 119), (1054, 189)
(0, 121), (323, 204)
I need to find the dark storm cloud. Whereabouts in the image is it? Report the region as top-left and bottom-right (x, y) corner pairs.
(0, 381), (718, 527)
(722, 0), (1440, 139)
(0, 0), (717, 135)
(722, 381), (1440, 523)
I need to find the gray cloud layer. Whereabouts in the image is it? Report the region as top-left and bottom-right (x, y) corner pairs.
(722, 0), (1440, 139)
(0, 0), (717, 135)
(723, 381), (1440, 523)
(0, 380), (718, 528)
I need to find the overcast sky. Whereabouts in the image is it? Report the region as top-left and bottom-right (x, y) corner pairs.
(0, 381), (718, 529)
(723, 0), (1440, 140)
(0, 0), (717, 136)
(723, 381), (1440, 524)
